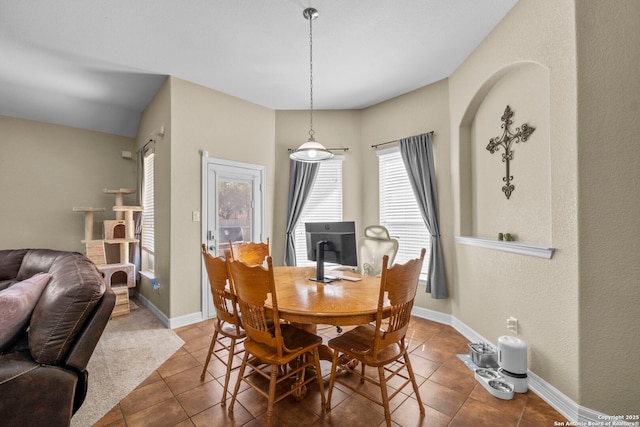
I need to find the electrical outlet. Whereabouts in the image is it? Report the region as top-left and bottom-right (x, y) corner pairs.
(506, 316), (518, 334)
(192, 211), (200, 222)
(152, 279), (161, 294)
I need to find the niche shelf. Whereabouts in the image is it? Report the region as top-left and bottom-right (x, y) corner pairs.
(455, 236), (555, 259)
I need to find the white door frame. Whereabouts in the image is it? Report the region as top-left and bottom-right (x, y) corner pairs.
(201, 151), (265, 319)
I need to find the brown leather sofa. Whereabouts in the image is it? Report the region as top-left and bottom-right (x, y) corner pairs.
(0, 249), (116, 426)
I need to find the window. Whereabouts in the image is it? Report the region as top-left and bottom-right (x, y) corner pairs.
(294, 158), (343, 266)
(141, 151), (155, 273)
(378, 148), (430, 278)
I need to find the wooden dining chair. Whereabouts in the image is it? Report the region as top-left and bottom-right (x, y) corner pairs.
(200, 244), (246, 406)
(229, 237), (270, 266)
(227, 255), (326, 427)
(325, 248), (427, 427)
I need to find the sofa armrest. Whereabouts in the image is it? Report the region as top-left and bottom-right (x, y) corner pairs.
(0, 352), (78, 426)
(65, 285), (116, 372)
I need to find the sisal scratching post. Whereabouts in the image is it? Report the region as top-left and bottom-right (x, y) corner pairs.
(73, 207), (106, 241)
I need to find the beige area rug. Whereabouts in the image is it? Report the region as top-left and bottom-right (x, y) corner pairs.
(71, 299), (185, 427)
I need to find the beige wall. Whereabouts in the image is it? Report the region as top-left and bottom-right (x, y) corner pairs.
(136, 77), (172, 315)
(169, 77), (275, 318)
(446, 0), (640, 414)
(472, 64), (551, 243)
(575, 0), (640, 413)
(361, 80), (452, 313)
(449, 0), (581, 405)
(0, 115), (136, 252)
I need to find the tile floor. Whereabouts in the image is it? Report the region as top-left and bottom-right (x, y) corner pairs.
(95, 316), (566, 426)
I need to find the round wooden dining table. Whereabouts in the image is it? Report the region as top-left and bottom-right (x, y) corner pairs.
(261, 266), (389, 367)
(268, 266), (388, 326)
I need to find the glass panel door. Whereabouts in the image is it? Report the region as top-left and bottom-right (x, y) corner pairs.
(202, 157), (264, 318)
(216, 176), (253, 257)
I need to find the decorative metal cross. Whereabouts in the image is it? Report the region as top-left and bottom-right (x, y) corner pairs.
(486, 105), (536, 199)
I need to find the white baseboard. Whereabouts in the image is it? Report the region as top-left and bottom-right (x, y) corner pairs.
(133, 292), (170, 327)
(410, 306), (608, 424)
(577, 405), (611, 425)
(133, 291), (203, 329)
(169, 311), (205, 329)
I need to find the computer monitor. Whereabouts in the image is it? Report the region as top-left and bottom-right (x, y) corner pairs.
(305, 221), (358, 283)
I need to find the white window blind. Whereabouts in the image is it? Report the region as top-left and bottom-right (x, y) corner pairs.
(294, 158), (343, 266)
(141, 152), (155, 253)
(378, 148), (430, 277)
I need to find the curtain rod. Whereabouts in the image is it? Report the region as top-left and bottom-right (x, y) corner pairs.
(136, 138), (155, 154)
(370, 131), (434, 149)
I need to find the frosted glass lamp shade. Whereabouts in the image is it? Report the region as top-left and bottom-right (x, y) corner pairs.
(289, 140), (334, 162)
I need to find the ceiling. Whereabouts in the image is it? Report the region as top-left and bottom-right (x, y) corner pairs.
(0, 0), (518, 137)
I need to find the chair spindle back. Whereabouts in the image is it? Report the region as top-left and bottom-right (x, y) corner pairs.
(228, 256), (284, 356)
(201, 245), (241, 331)
(373, 248), (426, 358)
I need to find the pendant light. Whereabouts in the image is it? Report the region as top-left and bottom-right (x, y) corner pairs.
(289, 7), (334, 163)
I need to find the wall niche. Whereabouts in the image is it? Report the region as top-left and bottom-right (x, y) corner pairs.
(458, 62), (553, 254)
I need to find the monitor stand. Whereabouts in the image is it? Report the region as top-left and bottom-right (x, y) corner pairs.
(310, 240), (334, 283)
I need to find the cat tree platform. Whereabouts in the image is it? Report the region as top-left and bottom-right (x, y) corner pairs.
(103, 188), (136, 220)
(110, 206), (143, 261)
(83, 240), (136, 289)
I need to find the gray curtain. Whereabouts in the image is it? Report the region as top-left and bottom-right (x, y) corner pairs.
(131, 211), (142, 279)
(284, 159), (319, 266)
(399, 133), (447, 298)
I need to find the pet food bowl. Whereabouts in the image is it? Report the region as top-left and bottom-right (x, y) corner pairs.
(468, 343), (498, 368)
(473, 367), (515, 400)
(487, 380), (515, 400)
(475, 368), (500, 381)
